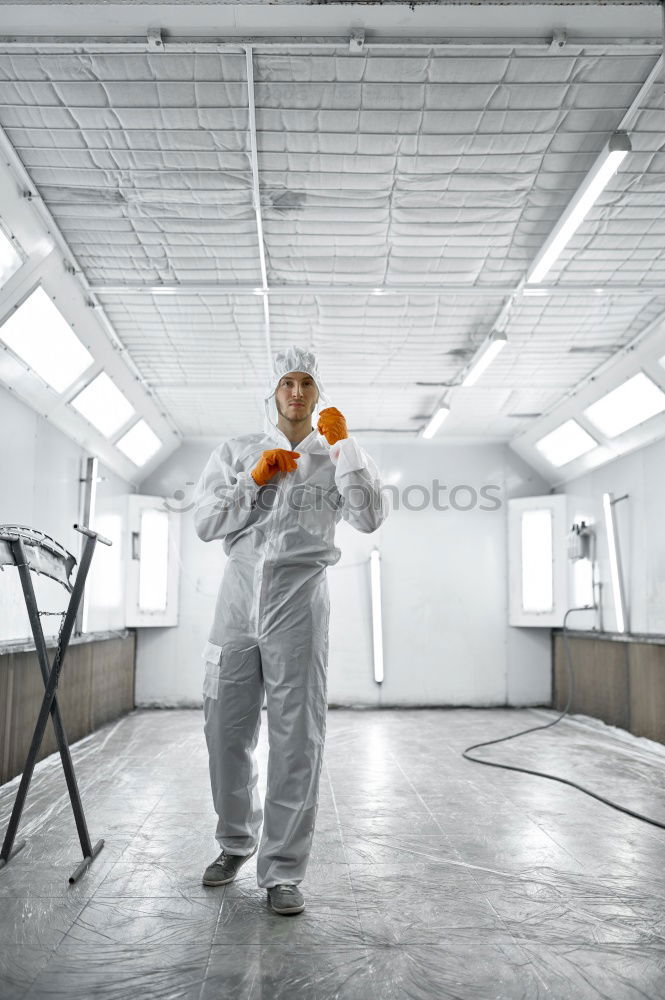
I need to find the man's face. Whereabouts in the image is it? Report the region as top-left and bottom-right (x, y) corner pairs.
(274, 371), (319, 423)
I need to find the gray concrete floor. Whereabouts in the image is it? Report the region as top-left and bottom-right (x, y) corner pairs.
(1, 707), (664, 999)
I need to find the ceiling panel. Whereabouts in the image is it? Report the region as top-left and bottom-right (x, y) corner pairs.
(0, 41), (662, 441)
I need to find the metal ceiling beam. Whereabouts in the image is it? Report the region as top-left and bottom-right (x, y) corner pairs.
(88, 283), (665, 298)
(0, 37), (660, 53)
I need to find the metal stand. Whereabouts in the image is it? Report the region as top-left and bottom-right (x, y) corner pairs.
(0, 524), (111, 884)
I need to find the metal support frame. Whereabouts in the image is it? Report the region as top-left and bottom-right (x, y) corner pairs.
(0, 524), (111, 884)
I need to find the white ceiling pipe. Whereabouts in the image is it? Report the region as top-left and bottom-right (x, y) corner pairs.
(89, 282), (665, 298)
(244, 46), (273, 372)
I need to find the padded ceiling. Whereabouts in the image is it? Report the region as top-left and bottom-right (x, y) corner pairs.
(0, 43), (663, 438)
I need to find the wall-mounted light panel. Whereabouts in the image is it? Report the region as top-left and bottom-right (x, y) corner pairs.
(0, 225), (22, 288)
(534, 419), (598, 468)
(583, 372), (665, 439)
(0, 285), (93, 393)
(116, 419), (162, 467)
(70, 371), (136, 438)
(511, 310), (665, 486)
(0, 151), (179, 485)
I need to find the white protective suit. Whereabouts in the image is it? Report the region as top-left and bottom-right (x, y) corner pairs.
(192, 346), (387, 889)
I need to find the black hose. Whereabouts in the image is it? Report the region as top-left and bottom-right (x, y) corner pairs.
(461, 606), (665, 831)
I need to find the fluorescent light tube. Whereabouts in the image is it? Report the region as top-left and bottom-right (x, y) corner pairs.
(370, 548), (384, 684)
(116, 419), (161, 466)
(0, 227), (22, 287)
(0, 286), (94, 393)
(70, 371), (136, 438)
(602, 492), (626, 633)
(535, 419), (598, 467)
(584, 372), (665, 439)
(461, 331), (507, 387)
(527, 131), (631, 284)
(422, 403), (450, 439)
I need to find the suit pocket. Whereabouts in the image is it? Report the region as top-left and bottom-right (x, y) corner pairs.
(202, 641), (223, 700)
(296, 484), (340, 541)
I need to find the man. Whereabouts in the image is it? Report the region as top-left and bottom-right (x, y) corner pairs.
(192, 345), (386, 915)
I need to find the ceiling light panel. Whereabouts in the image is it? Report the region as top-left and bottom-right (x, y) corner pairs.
(0, 226), (22, 287)
(535, 89), (665, 286)
(527, 132), (631, 285)
(583, 372), (665, 438)
(535, 419), (598, 467)
(116, 419), (162, 466)
(70, 371), (136, 437)
(0, 286), (93, 393)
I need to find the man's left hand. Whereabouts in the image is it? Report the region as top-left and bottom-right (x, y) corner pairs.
(317, 407), (348, 446)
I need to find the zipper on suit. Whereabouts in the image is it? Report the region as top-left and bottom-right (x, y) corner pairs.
(254, 470), (286, 635)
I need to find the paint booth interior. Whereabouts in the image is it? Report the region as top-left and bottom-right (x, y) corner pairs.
(1, 3), (665, 998)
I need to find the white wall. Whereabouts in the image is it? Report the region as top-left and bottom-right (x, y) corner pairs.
(0, 385), (133, 642)
(554, 435), (665, 636)
(136, 437), (552, 708)
(136, 441), (219, 706)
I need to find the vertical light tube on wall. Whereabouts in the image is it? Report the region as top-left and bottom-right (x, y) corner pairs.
(77, 455), (98, 635)
(602, 492), (627, 634)
(370, 548), (384, 684)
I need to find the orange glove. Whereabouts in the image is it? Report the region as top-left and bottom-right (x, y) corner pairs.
(251, 448), (300, 487)
(317, 407), (348, 446)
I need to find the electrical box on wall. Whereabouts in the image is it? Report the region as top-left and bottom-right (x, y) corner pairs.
(507, 495), (569, 628)
(125, 495), (181, 628)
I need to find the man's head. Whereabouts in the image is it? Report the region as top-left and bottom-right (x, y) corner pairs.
(274, 370), (319, 426)
(266, 345), (328, 440)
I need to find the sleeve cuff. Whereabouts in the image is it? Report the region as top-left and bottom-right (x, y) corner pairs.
(330, 436), (367, 476)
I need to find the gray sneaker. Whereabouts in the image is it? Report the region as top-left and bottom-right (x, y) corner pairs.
(202, 845), (257, 886)
(267, 883), (305, 915)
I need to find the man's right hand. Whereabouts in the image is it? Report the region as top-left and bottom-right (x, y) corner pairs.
(251, 448), (300, 486)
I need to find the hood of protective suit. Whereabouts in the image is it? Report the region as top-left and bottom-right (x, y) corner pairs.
(263, 345), (330, 441)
